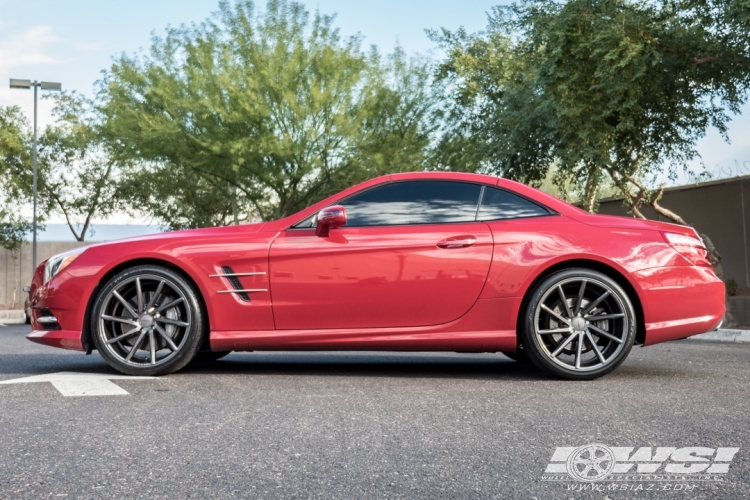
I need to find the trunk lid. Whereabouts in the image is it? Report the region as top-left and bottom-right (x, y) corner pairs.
(572, 213), (698, 237)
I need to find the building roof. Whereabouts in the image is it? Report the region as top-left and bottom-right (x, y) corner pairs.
(597, 174), (750, 204)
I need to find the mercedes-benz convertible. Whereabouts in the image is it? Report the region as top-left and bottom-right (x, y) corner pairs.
(26, 172), (725, 380)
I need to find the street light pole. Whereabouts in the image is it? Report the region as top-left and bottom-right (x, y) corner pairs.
(9, 79), (61, 271)
(32, 82), (38, 272)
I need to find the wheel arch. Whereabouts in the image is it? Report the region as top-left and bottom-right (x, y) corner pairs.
(515, 259), (646, 346)
(81, 257), (210, 353)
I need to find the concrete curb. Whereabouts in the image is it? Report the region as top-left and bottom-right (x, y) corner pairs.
(0, 309), (25, 325)
(691, 329), (750, 343)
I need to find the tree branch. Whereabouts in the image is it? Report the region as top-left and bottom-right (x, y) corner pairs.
(647, 185), (689, 225)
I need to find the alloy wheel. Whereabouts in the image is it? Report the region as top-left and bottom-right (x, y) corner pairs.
(97, 273), (193, 367)
(532, 276), (630, 373)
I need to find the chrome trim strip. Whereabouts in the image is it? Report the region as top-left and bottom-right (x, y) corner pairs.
(209, 272), (267, 278)
(37, 315), (58, 324)
(217, 289), (268, 294)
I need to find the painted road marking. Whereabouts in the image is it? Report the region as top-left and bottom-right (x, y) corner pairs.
(0, 372), (156, 396)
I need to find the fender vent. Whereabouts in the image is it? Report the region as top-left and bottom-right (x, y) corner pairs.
(221, 266), (250, 302)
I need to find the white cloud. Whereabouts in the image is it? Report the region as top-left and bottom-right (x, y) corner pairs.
(0, 25), (66, 128)
(0, 25), (62, 73)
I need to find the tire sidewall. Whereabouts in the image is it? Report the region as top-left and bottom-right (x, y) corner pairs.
(91, 265), (205, 376)
(522, 268), (636, 380)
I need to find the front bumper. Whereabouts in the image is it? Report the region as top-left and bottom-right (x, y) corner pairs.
(26, 264), (90, 352)
(27, 329), (85, 351)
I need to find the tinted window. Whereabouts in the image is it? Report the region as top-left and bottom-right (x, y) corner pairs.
(343, 181), (482, 226)
(477, 186), (550, 220)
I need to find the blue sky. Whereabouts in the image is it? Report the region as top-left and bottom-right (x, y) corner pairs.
(1, 0), (749, 194)
(0, 0), (502, 124)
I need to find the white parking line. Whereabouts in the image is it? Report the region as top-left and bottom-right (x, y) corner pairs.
(0, 372), (156, 396)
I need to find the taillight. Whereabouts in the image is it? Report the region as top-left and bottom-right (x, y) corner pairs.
(661, 231), (712, 267)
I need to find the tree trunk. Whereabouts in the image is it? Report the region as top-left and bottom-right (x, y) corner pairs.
(699, 233), (723, 280)
(11, 252), (19, 309)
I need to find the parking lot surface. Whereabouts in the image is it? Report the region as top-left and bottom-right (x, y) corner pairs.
(0, 324), (749, 499)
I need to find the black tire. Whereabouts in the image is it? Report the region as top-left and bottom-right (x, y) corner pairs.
(501, 345), (531, 363)
(193, 350), (231, 363)
(24, 298), (31, 324)
(90, 265), (206, 376)
(520, 268), (636, 380)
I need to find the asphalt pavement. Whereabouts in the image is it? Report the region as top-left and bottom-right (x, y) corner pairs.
(0, 324), (749, 499)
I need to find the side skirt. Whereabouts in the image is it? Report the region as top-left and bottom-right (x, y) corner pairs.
(209, 297), (520, 352)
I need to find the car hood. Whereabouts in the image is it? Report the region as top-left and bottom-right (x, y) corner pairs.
(83, 222), (268, 250)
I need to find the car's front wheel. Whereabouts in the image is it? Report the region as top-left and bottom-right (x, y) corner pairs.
(91, 265), (206, 376)
(521, 268), (636, 380)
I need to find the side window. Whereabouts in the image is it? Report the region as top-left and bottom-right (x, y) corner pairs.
(342, 181), (482, 226)
(477, 186), (550, 221)
(294, 213), (317, 228)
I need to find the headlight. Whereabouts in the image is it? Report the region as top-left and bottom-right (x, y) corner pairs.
(44, 247), (86, 283)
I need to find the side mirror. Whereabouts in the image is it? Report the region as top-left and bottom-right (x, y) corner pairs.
(315, 205), (347, 237)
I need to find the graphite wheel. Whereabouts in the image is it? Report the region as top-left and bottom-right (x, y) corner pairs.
(90, 265), (206, 376)
(521, 268), (636, 380)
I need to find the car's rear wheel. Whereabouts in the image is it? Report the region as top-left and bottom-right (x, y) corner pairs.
(521, 268), (636, 380)
(91, 265), (205, 376)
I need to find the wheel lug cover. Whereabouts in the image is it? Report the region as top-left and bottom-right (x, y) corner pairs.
(571, 316), (586, 331)
(139, 314), (154, 328)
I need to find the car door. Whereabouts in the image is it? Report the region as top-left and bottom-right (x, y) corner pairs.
(268, 180), (494, 330)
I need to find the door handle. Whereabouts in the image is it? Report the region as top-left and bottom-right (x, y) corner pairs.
(437, 236), (477, 248)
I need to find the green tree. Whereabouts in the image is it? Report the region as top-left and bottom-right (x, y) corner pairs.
(1, 97), (126, 244)
(0, 210), (31, 253)
(0, 106), (34, 305)
(98, 0), (438, 227)
(39, 93), (127, 241)
(0, 106), (33, 253)
(0, 208), (32, 307)
(0, 106), (33, 203)
(432, 0), (750, 217)
(118, 162), (240, 229)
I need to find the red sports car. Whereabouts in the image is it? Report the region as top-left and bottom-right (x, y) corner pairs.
(27, 172), (725, 380)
